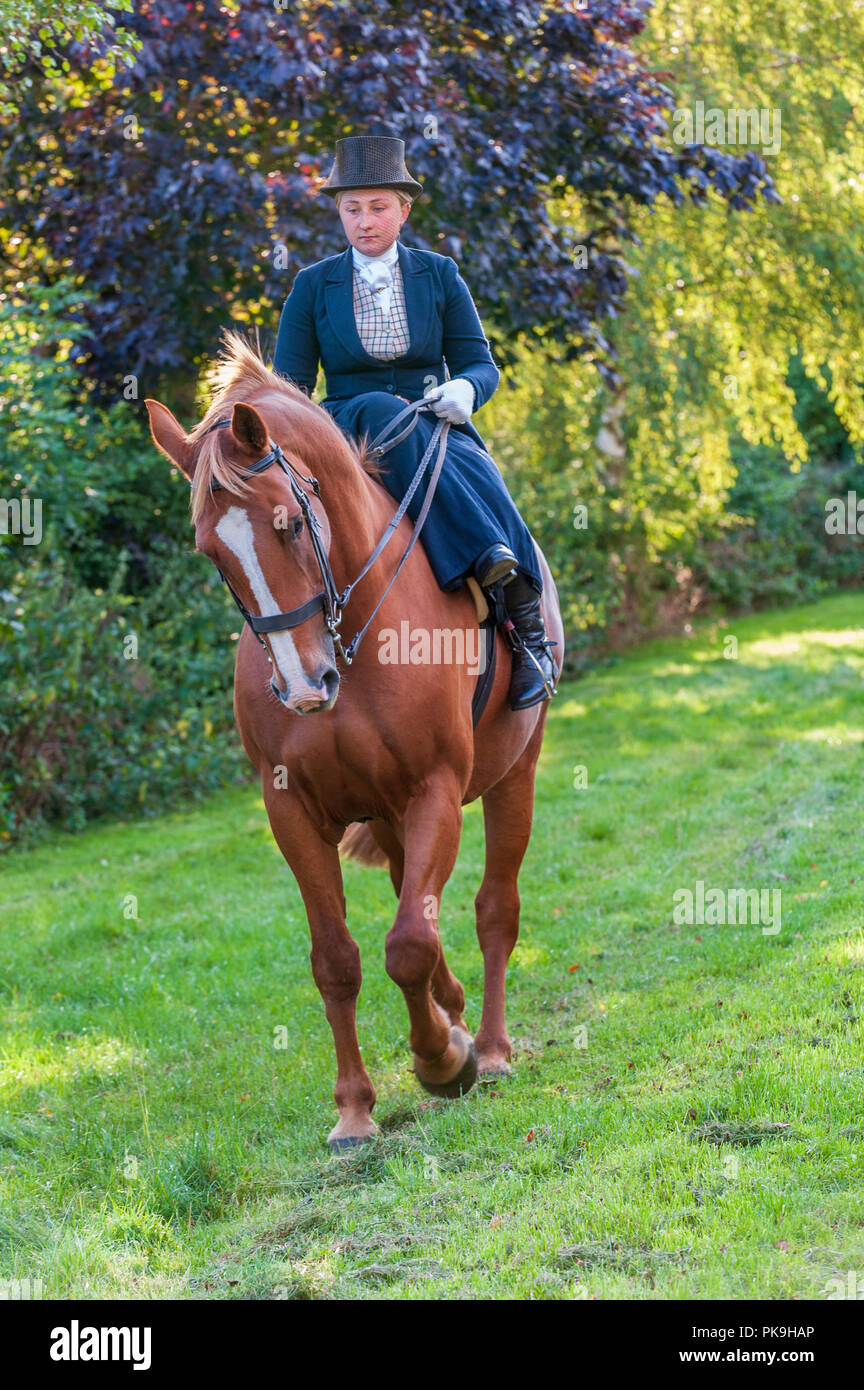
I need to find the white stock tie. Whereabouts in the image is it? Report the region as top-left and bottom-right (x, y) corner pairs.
(353, 244), (398, 315)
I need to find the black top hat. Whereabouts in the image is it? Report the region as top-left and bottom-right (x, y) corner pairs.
(320, 136), (423, 199)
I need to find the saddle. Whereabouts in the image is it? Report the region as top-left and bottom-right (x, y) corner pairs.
(466, 575), (489, 623)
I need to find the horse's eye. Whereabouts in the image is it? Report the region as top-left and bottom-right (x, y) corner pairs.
(291, 515), (304, 539)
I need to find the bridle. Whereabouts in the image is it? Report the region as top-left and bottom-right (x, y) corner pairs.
(198, 398), (449, 669)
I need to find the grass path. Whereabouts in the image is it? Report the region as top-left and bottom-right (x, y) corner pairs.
(1, 593), (863, 1299)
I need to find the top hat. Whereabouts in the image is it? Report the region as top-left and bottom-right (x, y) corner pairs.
(319, 135), (423, 199)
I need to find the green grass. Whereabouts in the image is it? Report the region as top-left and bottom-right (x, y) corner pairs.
(2, 592), (864, 1300)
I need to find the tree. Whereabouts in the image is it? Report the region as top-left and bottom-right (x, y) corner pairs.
(482, 0), (864, 645)
(0, 0), (776, 400)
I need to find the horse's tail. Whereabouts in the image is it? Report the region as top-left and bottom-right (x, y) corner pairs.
(340, 822), (389, 868)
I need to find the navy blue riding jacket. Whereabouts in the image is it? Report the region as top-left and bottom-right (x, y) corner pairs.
(273, 242), (500, 414)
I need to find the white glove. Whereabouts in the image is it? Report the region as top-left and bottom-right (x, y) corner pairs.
(424, 377), (475, 425)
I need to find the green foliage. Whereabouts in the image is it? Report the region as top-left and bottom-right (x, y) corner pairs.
(620, 1), (864, 473)
(0, 282), (245, 845)
(483, 345), (862, 664)
(0, 548), (248, 845)
(694, 448), (862, 612)
(484, 0), (864, 657)
(0, 0), (139, 117)
(0, 281), (183, 593)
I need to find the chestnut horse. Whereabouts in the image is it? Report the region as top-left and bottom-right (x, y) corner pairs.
(146, 336), (564, 1150)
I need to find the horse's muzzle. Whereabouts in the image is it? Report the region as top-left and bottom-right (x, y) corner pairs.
(271, 666), (340, 715)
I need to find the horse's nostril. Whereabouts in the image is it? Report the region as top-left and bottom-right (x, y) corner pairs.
(272, 668), (339, 712)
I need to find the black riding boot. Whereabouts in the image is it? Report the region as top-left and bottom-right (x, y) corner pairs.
(491, 571), (558, 710)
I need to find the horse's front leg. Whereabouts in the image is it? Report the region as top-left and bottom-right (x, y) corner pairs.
(263, 783), (377, 1150)
(385, 778), (477, 1098)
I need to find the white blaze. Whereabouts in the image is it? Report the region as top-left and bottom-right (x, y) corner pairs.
(215, 505), (312, 692)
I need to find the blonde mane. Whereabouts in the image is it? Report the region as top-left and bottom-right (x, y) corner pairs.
(188, 331), (375, 523)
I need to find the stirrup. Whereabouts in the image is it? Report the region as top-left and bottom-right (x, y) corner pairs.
(520, 640), (558, 700)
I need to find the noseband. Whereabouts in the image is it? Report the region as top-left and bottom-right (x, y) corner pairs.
(198, 399), (449, 667)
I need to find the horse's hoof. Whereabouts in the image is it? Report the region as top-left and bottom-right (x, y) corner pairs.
(327, 1134), (374, 1155)
(416, 1033), (478, 1099)
(478, 1057), (512, 1080)
(476, 1047), (512, 1079)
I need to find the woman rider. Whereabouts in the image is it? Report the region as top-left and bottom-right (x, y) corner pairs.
(273, 134), (558, 709)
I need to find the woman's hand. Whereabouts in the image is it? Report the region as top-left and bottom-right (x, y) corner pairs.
(424, 378), (476, 425)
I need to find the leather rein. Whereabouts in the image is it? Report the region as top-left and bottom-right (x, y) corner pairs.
(198, 399), (449, 666)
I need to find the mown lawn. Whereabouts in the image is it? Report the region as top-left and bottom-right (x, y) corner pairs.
(1, 592), (863, 1300)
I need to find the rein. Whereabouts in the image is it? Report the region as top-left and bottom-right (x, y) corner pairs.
(197, 399), (449, 666)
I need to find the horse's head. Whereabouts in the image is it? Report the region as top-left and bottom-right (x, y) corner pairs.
(146, 397), (340, 715)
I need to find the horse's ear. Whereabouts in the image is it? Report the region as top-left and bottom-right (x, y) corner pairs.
(145, 399), (194, 479)
(231, 401), (269, 456)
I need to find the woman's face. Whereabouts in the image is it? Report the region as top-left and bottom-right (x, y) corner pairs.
(338, 189), (411, 257)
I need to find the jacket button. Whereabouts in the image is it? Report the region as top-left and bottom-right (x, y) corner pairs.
(386, 384), (395, 392)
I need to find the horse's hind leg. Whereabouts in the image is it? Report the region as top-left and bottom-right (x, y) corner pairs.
(474, 721), (545, 1076)
(263, 784), (377, 1151)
